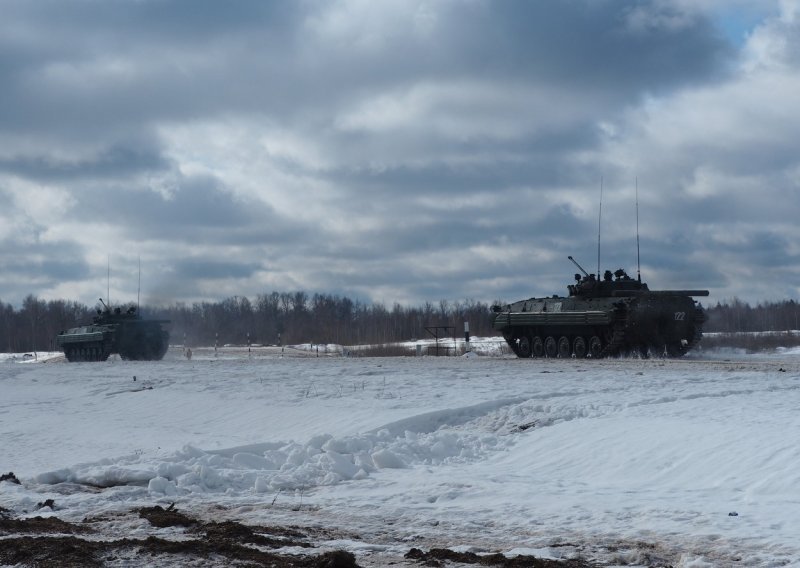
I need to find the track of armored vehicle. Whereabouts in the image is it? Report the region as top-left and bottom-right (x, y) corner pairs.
(56, 300), (170, 362)
(492, 258), (708, 359)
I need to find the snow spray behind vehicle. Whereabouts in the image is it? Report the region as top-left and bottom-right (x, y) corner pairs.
(491, 256), (708, 359)
(56, 298), (170, 362)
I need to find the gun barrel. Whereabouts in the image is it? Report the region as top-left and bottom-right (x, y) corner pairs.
(567, 256), (589, 277)
(612, 290), (709, 297)
(653, 290), (709, 297)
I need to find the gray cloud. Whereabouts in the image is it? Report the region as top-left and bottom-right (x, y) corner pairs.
(0, 143), (169, 182)
(0, 222), (90, 300)
(0, 0), (795, 309)
(70, 175), (304, 243)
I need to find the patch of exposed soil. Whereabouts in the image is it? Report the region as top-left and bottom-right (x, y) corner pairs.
(202, 519), (313, 549)
(404, 547), (594, 567)
(0, 505), (358, 567)
(136, 505), (314, 549)
(0, 515), (94, 535)
(0, 534), (359, 568)
(1, 472), (22, 485)
(0, 535), (106, 567)
(137, 504), (197, 528)
(0, 505), (594, 567)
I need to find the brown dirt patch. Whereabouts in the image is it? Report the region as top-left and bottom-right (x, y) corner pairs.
(137, 504), (197, 528)
(0, 505), (359, 567)
(0, 505), (591, 567)
(0, 515), (94, 535)
(0, 536), (106, 567)
(202, 519), (313, 549)
(405, 547), (594, 567)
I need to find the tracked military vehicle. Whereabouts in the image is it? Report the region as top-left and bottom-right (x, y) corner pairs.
(492, 257), (708, 358)
(56, 299), (170, 362)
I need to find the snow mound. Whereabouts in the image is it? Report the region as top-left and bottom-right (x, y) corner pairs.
(36, 398), (535, 496)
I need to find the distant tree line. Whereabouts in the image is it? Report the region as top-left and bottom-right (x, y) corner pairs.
(0, 292), (498, 352)
(3, 293), (800, 353)
(0, 295), (92, 353)
(155, 293), (498, 348)
(704, 299), (800, 333)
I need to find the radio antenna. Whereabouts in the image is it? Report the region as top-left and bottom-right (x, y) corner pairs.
(597, 176), (603, 279)
(137, 256), (141, 311)
(107, 255), (110, 307)
(635, 177), (641, 283)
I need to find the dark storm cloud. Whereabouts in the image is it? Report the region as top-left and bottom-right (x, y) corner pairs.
(434, 1), (730, 89)
(707, 231), (799, 270)
(167, 258), (261, 280)
(1, 256), (89, 283)
(71, 175), (316, 245)
(0, 143), (170, 182)
(302, 195), (591, 266)
(0, 1), (301, 121)
(0, 0), (730, 134)
(324, 148), (585, 197)
(0, 242), (90, 301)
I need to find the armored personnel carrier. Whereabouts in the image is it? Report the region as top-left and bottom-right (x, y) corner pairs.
(56, 299), (170, 362)
(492, 257), (708, 358)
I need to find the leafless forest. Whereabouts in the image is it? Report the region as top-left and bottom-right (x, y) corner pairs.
(2, 292), (800, 353)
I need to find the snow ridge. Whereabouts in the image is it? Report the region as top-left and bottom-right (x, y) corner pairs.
(34, 398), (536, 497)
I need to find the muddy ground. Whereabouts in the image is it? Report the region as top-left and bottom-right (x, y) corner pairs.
(0, 504), (595, 567)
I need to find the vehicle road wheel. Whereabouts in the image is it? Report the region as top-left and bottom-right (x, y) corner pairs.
(573, 336), (587, 358)
(557, 336), (571, 358)
(665, 343), (686, 357)
(532, 336), (544, 358)
(544, 336), (557, 358)
(517, 335), (532, 358)
(589, 336), (603, 358)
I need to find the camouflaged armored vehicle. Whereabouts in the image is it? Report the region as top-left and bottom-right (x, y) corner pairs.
(56, 299), (170, 362)
(492, 257), (708, 358)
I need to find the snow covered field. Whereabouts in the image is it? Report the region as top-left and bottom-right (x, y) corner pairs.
(2, 347), (800, 566)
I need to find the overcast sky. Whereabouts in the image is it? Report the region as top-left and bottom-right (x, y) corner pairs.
(2, 0), (799, 308)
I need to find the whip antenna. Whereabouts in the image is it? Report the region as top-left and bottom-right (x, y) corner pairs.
(635, 177), (641, 283)
(597, 176), (603, 279)
(137, 256), (141, 311)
